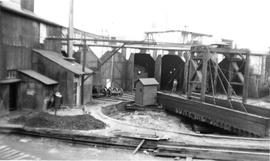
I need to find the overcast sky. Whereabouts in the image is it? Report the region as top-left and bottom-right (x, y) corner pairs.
(34, 0), (270, 52)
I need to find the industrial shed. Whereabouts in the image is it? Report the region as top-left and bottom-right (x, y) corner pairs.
(32, 49), (93, 107)
(0, 2), (62, 115)
(18, 70), (58, 111)
(135, 78), (159, 106)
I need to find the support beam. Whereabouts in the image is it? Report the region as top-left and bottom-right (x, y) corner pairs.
(62, 43), (190, 51)
(243, 53), (250, 103)
(187, 57), (193, 99)
(46, 37), (156, 45)
(99, 43), (125, 68)
(200, 51), (208, 102)
(183, 52), (190, 94)
(81, 39), (87, 105)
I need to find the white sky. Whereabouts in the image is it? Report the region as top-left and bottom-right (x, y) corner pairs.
(34, 0), (270, 52)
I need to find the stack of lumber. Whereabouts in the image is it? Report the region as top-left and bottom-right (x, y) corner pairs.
(153, 142), (269, 161)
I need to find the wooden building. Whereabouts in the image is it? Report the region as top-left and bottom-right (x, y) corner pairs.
(32, 49), (93, 107)
(135, 78), (159, 106)
(0, 1), (62, 115)
(18, 70), (58, 111)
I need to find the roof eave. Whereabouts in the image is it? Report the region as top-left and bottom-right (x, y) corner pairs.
(0, 4), (62, 27)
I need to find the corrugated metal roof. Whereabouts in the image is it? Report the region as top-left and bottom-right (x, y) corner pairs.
(137, 78), (159, 86)
(33, 49), (93, 75)
(19, 70), (58, 85)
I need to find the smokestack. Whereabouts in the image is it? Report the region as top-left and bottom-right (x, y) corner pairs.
(67, 0), (74, 59)
(21, 0), (34, 12)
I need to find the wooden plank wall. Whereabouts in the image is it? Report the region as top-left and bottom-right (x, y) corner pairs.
(127, 53), (135, 91)
(100, 51), (127, 89)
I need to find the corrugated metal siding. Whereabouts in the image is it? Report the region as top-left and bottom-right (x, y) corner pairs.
(0, 11), (62, 76)
(2, 12), (39, 70)
(2, 12), (39, 48)
(45, 24), (62, 52)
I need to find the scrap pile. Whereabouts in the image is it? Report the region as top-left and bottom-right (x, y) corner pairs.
(9, 112), (106, 130)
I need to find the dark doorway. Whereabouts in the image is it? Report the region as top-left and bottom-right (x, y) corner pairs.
(9, 83), (17, 111)
(160, 55), (185, 91)
(133, 53), (155, 87)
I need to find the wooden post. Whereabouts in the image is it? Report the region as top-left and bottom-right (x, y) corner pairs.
(261, 55), (266, 82)
(152, 50), (158, 60)
(212, 54), (218, 95)
(187, 53), (192, 99)
(201, 51), (208, 102)
(111, 52), (114, 87)
(81, 39), (87, 105)
(133, 139), (145, 154)
(243, 53), (250, 103)
(76, 77), (81, 107)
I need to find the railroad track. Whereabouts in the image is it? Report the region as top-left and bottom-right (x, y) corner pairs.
(95, 93), (135, 102)
(0, 126), (269, 161)
(154, 142), (270, 161)
(0, 144), (39, 160)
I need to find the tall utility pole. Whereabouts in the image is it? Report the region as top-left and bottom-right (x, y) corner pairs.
(67, 0), (74, 58)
